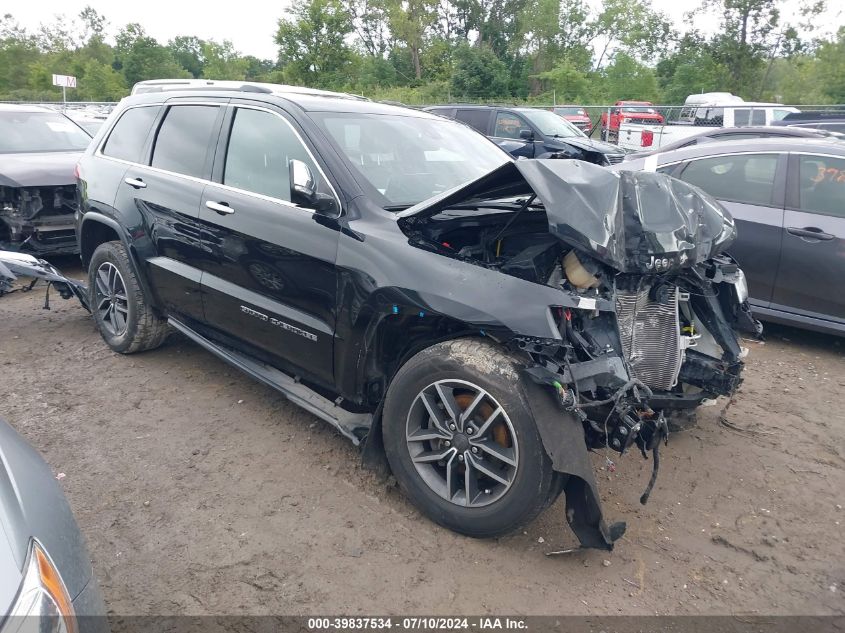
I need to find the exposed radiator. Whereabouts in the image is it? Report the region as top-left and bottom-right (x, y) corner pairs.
(615, 285), (682, 391)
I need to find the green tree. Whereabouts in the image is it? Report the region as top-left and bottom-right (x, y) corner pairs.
(115, 23), (188, 86)
(384, 0), (439, 80)
(813, 26), (845, 103)
(656, 33), (727, 102)
(275, 0), (355, 88)
(449, 43), (509, 98)
(600, 52), (659, 101)
(168, 36), (205, 78)
(202, 40), (249, 80)
(592, 0), (672, 70)
(77, 58), (126, 100)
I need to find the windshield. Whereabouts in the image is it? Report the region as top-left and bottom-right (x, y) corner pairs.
(311, 112), (510, 208)
(621, 106), (657, 114)
(519, 109), (585, 138)
(0, 111), (91, 153)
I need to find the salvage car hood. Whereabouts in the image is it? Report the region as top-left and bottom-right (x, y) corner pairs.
(551, 135), (622, 155)
(0, 151), (81, 188)
(399, 159), (736, 273)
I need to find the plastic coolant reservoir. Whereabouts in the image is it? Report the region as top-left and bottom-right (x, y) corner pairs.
(564, 251), (600, 289)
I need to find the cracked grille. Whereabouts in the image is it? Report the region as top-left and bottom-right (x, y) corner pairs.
(616, 286), (682, 391)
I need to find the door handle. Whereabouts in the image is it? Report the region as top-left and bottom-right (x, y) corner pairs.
(206, 200), (235, 216)
(786, 227), (834, 241)
(124, 177), (146, 189)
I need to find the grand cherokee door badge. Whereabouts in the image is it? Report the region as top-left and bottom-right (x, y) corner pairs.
(240, 305), (317, 341)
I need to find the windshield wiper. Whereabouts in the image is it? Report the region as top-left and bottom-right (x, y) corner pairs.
(384, 204), (412, 212)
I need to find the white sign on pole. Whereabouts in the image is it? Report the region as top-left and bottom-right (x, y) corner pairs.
(51, 74), (77, 88)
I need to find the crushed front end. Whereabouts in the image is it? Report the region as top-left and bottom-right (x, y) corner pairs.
(399, 159), (760, 549)
(0, 184), (79, 255)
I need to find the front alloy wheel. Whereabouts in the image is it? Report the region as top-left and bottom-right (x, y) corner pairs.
(383, 339), (561, 538)
(406, 379), (519, 507)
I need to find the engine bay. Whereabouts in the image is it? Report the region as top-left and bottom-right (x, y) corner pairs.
(0, 184), (78, 254)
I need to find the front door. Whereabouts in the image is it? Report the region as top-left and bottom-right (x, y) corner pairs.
(675, 152), (785, 308)
(492, 111), (536, 158)
(198, 103), (340, 385)
(771, 153), (845, 322)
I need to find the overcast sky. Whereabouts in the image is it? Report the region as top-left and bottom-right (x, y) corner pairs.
(7, 0), (842, 62)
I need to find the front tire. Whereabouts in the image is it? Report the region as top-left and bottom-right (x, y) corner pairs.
(88, 241), (168, 354)
(382, 339), (561, 538)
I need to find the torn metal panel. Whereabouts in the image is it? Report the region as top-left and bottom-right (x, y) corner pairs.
(0, 250), (89, 310)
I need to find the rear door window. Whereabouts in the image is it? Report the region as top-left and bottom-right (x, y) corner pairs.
(102, 106), (160, 163)
(150, 105), (220, 178)
(796, 154), (845, 218)
(679, 153), (779, 206)
(455, 109), (491, 134)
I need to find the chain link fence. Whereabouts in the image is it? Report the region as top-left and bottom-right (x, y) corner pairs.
(5, 98), (844, 150)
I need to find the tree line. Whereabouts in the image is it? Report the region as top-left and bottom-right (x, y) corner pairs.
(1, 0), (843, 105)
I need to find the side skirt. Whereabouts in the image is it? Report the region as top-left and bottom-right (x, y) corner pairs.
(169, 318), (371, 444)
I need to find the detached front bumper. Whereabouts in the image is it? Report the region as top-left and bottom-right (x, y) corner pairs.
(522, 378), (625, 550)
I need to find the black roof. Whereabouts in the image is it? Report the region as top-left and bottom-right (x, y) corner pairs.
(122, 88), (441, 118)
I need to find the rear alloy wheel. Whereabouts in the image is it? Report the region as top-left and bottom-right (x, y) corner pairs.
(88, 241), (169, 354)
(383, 339), (561, 538)
(93, 262), (129, 337)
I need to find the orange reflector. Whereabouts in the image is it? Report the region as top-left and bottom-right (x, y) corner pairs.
(35, 544), (77, 633)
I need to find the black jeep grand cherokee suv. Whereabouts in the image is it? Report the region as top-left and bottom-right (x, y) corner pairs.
(76, 83), (757, 549)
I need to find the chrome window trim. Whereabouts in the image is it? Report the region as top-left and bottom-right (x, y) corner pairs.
(217, 103), (342, 216)
(662, 150), (786, 209)
(94, 101), (342, 216)
(656, 149), (788, 171)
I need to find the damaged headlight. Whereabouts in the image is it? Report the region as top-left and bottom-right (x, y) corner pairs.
(732, 269), (749, 304)
(4, 540), (77, 633)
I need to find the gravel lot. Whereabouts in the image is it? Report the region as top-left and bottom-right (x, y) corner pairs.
(1, 258), (844, 616)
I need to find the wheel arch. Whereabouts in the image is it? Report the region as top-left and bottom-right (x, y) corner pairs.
(357, 314), (516, 474)
(79, 213), (162, 312)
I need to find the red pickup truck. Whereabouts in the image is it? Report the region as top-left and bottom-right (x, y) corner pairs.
(600, 101), (664, 143)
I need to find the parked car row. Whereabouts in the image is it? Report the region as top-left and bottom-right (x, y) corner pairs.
(1, 83), (842, 631)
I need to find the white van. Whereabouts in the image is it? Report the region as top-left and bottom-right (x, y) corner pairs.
(677, 93), (743, 125)
(692, 101), (799, 127)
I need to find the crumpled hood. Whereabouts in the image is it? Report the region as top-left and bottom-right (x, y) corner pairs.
(0, 151), (81, 188)
(551, 135), (622, 155)
(399, 159), (736, 273)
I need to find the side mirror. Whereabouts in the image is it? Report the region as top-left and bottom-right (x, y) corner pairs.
(290, 159), (316, 201)
(289, 159), (337, 214)
(519, 129), (534, 141)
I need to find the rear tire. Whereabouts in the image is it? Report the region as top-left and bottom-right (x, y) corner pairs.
(88, 241), (168, 354)
(382, 339), (561, 538)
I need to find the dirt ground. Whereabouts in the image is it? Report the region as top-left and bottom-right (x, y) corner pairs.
(1, 258), (844, 617)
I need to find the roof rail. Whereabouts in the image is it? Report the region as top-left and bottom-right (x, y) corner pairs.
(131, 79), (367, 101)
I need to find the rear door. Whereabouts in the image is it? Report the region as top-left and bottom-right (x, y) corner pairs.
(454, 108), (492, 135)
(116, 100), (225, 321)
(673, 152), (786, 308)
(770, 153), (845, 322)
(197, 102), (340, 385)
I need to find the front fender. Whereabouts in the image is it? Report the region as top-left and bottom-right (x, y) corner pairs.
(520, 377), (625, 550)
